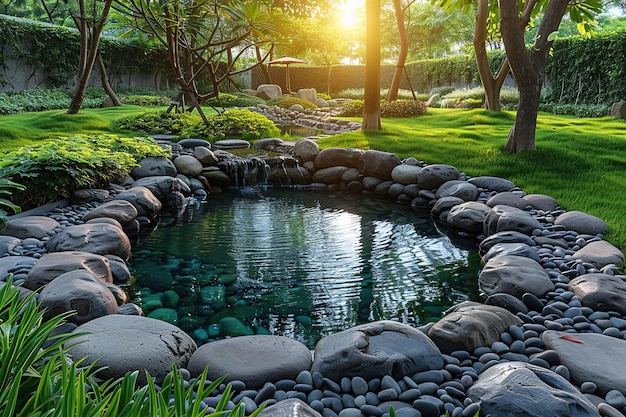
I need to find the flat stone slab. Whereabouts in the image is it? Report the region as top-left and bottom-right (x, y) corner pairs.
(572, 240), (624, 268)
(311, 320), (443, 382)
(479, 255), (554, 299)
(542, 330), (626, 396)
(1, 216), (59, 239)
(68, 315), (196, 385)
(568, 273), (626, 315)
(427, 301), (522, 354)
(467, 176), (515, 192)
(468, 361), (599, 417)
(213, 139), (251, 150)
(187, 335), (311, 390)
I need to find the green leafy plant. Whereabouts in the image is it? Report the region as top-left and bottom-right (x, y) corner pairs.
(0, 135), (168, 209)
(183, 108), (280, 142)
(0, 167), (25, 229)
(339, 99), (428, 118)
(267, 97), (318, 110)
(122, 95), (172, 107)
(539, 102), (610, 117)
(117, 111), (202, 135)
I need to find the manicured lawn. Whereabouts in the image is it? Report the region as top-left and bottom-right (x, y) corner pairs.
(2, 106), (625, 252)
(318, 108), (626, 251)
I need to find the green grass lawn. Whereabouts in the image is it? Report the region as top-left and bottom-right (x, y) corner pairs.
(1, 106), (625, 252)
(319, 108), (626, 251)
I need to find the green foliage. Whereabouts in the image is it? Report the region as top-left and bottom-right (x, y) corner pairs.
(0, 15), (169, 89)
(0, 280), (263, 417)
(0, 135), (168, 209)
(0, 167), (25, 229)
(206, 93), (267, 108)
(545, 29), (626, 105)
(430, 86), (455, 96)
(122, 95), (172, 107)
(268, 97), (318, 109)
(183, 108), (281, 142)
(539, 103), (611, 118)
(117, 111), (202, 135)
(339, 100), (428, 118)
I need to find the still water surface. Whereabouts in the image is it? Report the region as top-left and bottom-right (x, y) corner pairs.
(130, 189), (481, 347)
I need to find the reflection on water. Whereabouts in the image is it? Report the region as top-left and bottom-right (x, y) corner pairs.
(130, 189), (481, 347)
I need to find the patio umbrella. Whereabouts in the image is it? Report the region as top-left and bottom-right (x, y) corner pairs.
(268, 57), (306, 94)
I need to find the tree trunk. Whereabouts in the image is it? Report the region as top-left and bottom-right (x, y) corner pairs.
(97, 52), (122, 106)
(501, 0), (568, 152)
(387, 0), (408, 102)
(68, 0), (112, 114)
(363, 0), (381, 130)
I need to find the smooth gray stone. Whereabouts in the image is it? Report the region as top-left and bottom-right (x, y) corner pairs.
(446, 201), (491, 233)
(314, 148), (363, 170)
(479, 231), (536, 257)
(555, 211), (608, 236)
(543, 330), (626, 396)
(131, 156), (177, 178)
(68, 315), (196, 385)
(133, 176), (190, 200)
(484, 293), (529, 314)
(25, 251), (113, 290)
(0, 255), (36, 280)
(522, 194), (558, 211)
(479, 255), (554, 299)
(187, 335), (312, 390)
(569, 274), (626, 315)
(0, 235), (21, 256)
(178, 138), (211, 148)
(112, 186), (162, 219)
(467, 176), (515, 192)
(358, 150), (401, 181)
(72, 188), (109, 203)
(312, 320), (443, 382)
(486, 192), (527, 209)
(431, 197), (464, 217)
(572, 241), (624, 269)
(254, 138), (284, 151)
(82, 200), (138, 226)
(257, 398), (322, 417)
(1, 216), (59, 239)
(312, 166), (351, 185)
(468, 361), (598, 417)
(482, 242), (541, 263)
(436, 180), (479, 202)
(427, 302), (522, 354)
(213, 139), (251, 150)
(46, 223), (131, 261)
(391, 164), (422, 185)
(483, 205), (543, 236)
(39, 270), (118, 324)
(173, 155), (203, 176)
(293, 139), (320, 163)
(417, 164), (460, 190)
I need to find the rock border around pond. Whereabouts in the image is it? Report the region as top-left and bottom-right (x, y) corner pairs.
(1, 137), (625, 417)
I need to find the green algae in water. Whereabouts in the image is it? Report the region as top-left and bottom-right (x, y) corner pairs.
(129, 189), (482, 348)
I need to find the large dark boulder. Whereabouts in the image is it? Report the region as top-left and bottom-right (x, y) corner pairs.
(25, 251), (113, 290)
(311, 320), (443, 382)
(187, 335), (312, 390)
(468, 361), (599, 417)
(46, 223), (131, 261)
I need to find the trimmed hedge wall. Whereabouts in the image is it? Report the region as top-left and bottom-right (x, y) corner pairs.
(545, 29), (626, 105)
(0, 15), (170, 89)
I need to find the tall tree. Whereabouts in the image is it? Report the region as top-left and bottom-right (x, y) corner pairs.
(67, 0), (113, 114)
(115, 1), (285, 122)
(363, 0), (381, 130)
(387, 0), (411, 102)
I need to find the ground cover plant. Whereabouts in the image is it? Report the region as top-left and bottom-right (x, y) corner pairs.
(318, 108), (626, 251)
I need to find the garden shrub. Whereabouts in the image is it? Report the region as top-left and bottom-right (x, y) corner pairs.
(0, 135), (168, 209)
(429, 86), (454, 97)
(231, 92), (266, 107)
(268, 97), (318, 110)
(182, 108), (280, 142)
(117, 110), (202, 135)
(122, 95), (172, 106)
(538, 103), (611, 118)
(205, 93), (266, 108)
(339, 99), (428, 118)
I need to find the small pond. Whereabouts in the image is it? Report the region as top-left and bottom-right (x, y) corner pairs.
(129, 189), (482, 348)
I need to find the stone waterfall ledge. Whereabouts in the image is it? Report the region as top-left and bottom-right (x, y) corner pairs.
(0, 137), (625, 417)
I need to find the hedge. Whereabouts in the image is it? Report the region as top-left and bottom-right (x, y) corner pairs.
(0, 15), (170, 89)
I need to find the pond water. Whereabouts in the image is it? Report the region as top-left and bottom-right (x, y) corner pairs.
(129, 189), (482, 348)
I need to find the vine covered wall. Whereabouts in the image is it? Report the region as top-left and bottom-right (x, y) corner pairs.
(0, 14), (170, 91)
(545, 29), (626, 105)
